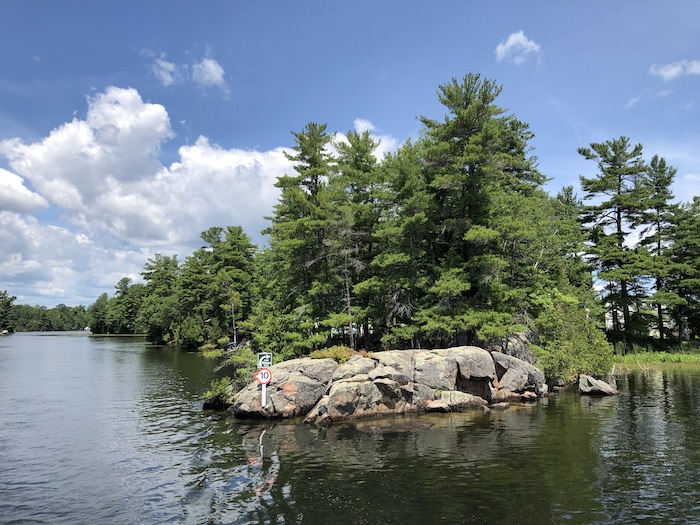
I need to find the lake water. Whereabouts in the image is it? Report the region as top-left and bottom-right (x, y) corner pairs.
(1, 333), (700, 524)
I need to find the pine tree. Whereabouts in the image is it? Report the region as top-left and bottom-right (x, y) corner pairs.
(262, 123), (337, 354)
(417, 73), (548, 345)
(637, 155), (682, 349)
(668, 198), (700, 342)
(367, 141), (434, 347)
(332, 129), (382, 349)
(579, 136), (650, 354)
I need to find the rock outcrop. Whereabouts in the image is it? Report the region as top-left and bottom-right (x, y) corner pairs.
(232, 357), (338, 418)
(228, 347), (547, 424)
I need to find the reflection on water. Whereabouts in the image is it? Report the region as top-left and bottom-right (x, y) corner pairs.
(2, 334), (700, 524)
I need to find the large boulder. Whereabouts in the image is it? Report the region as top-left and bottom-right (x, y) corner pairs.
(491, 351), (548, 402)
(579, 374), (619, 396)
(425, 391), (488, 413)
(414, 352), (458, 391)
(433, 347), (496, 401)
(230, 357), (338, 419)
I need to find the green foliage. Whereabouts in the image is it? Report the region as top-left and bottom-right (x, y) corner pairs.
(202, 347), (224, 359)
(532, 283), (614, 382)
(203, 376), (233, 399)
(225, 345), (258, 388)
(5, 298), (89, 332)
(0, 291), (15, 331)
(175, 315), (205, 349)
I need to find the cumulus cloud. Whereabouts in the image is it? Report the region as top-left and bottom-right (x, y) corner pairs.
(495, 31), (542, 65)
(0, 86), (295, 304)
(0, 87), (175, 241)
(649, 59), (700, 81)
(0, 169), (48, 212)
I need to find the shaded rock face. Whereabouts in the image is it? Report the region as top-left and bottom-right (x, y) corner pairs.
(485, 330), (538, 364)
(229, 347), (547, 424)
(491, 352), (548, 402)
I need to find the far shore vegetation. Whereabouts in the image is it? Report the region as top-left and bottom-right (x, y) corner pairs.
(2, 73), (699, 388)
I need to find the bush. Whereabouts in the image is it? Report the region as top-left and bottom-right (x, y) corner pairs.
(309, 345), (357, 364)
(204, 376), (233, 399)
(532, 286), (614, 383)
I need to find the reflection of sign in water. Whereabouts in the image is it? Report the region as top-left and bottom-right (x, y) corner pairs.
(257, 352), (272, 368)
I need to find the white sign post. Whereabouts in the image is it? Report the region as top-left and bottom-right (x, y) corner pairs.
(254, 367), (272, 407)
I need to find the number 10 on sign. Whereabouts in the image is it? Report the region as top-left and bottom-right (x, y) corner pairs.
(254, 368), (272, 407)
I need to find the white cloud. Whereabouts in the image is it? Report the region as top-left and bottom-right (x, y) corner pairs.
(152, 57), (184, 87)
(192, 58), (227, 90)
(495, 31), (541, 65)
(649, 59), (700, 81)
(0, 87), (175, 241)
(0, 86), (295, 305)
(146, 52), (229, 96)
(656, 89), (673, 97)
(0, 168), (48, 212)
(625, 96), (641, 110)
(353, 118), (375, 134)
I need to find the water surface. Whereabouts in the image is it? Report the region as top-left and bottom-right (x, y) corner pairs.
(1, 333), (699, 524)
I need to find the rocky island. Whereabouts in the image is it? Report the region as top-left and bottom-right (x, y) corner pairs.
(224, 346), (549, 425)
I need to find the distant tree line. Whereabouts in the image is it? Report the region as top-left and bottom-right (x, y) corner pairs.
(3, 74), (699, 382)
(1, 292), (88, 332)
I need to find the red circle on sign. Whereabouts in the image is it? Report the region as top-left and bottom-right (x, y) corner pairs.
(254, 368), (272, 385)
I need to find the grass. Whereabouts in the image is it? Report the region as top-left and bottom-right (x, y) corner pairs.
(615, 351), (700, 366)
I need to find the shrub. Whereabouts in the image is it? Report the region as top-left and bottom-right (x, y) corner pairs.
(204, 376), (233, 399)
(309, 345), (356, 364)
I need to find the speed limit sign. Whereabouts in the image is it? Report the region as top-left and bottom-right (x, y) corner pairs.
(254, 368), (272, 408)
(254, 368), (272, 385)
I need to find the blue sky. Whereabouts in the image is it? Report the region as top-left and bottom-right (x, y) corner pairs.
(1, 1), (699, 307)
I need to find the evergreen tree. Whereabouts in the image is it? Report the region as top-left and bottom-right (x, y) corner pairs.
(367, 141), (433, 347)
(331, 129), (382, 349)
(578, 136), (650, 354)
(262, 123), (337, 355)
(211, 226), (257, 345)
(668, 198), (700, 342)
(176, 245), (217, 346)
(416, 73), (548, 346)
(106, 277), (144, 334)
(87, 293), (110, 334)
(137, 254), (180, 343)
(637, 155), (682, 349)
